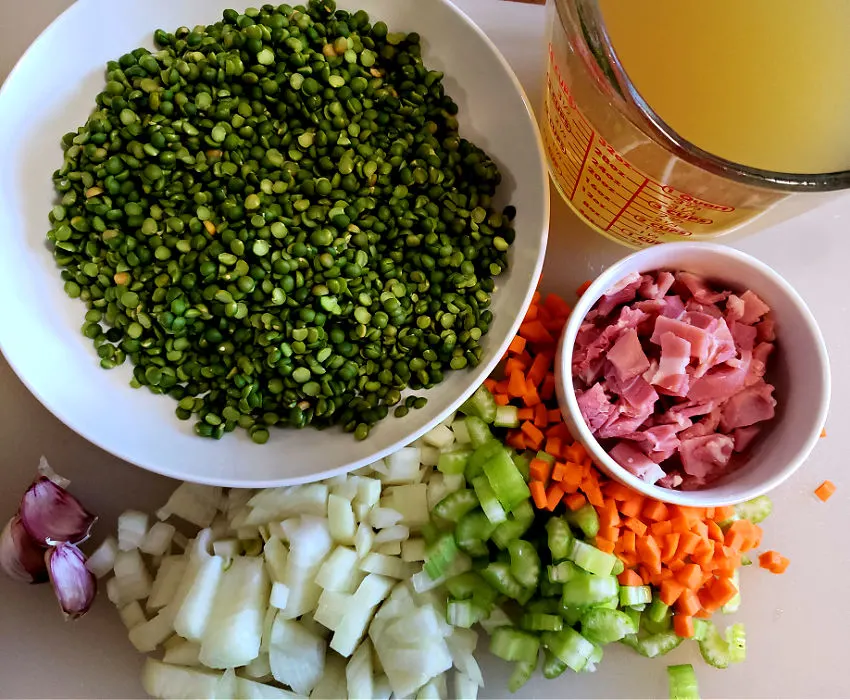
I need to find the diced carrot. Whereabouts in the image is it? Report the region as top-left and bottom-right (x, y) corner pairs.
(518, 407), (534, 421)
(504, 358), (527, 378)
(521, 421), (544, 445)
(532, 403), (547, 429)
(713, 505), (735, 522)
(519, 320), (554, 344)
(544, 436), (562, 459)
(483, 378), (497, 392)
(565, 442), (587, 464)
(659, 579), (685, 606)
(576, 280), (592, 296)
(599, 500), (621, 529)
(820, 427), (827, 438)
(543, 292), (572, 318)
(618, 569), (644, 587)
(596, 537), (615, 554)
(705, 507), (715, 519)
(546, 484), (565, 511)
(493, 393), (510, 406)
(676, 590), (701, 617)
(692, 520), (709, 540)
(650, 520), (672, 538)
(524, 304), (539, 321)
(583, 479), (605, 508)
(621, 529), (636, 554)
(667, 559), (686, 573)
(560, 463), (584, 492)
(707, 577), (738, 607)
(673, 615), (695, 638)
(530, 481), (548, 509)
(505, 431), (526, 450)
(546, 423), (572, 441)
(661, 533), (680, 563)
(638, 566), (652, 585)
(724, 528), (746, 552)
(814, 480), (836, 502)
(624, 517), (648, 537)
(522, 382), (541, 408)
(692, 540), (714, 567)
(551, 462), (567, 482)
(771, 556), (791, 574)
(528, 353), (551, 387)
(642, 500), (669, 522)
(494, 379), (510, 394)
(676, 532), (701, 558)
(507, 370), (527, 398)
(604, 481), (637, 501)
(694, 609), (712, 619)
(564, 492), (587, 511)
(636, 535), (662, 574)
(598, 524), (619, 543)
(529, 458), (552, 484)
(706, 520), (724, 542)
(670, 514), (691, 534)
(507, 335), (527, 355)
(759, 550), (785, 572)
(540, 373), (557, 400)
(619, 496), (645, 519)
(547, 409), (563, 424)
(676, 563), (702, 589)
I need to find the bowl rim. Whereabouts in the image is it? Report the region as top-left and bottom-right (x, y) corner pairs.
(0, 0), (551, 487)
(557, 242), (831, 506)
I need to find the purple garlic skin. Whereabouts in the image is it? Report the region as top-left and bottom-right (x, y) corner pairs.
(20, 476), (97, 546)
(46, 543), (97, 620)
(0, 516), (48, 584)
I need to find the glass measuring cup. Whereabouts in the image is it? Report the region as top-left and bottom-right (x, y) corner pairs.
(542, 0), (850, 248)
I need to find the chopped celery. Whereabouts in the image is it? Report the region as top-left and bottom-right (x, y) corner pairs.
(512, 454), (531, 482)
(561, 572), (619, 607)
(466, 441), (502, 480)
(433, 490), (479, 522)
(559, 603), (583, 627)
(668, 664), (700, 700)
(548, 560), (580, 584)
(643, 598), (672, 634)
(508, 540), (541, 589)
(734, 495), (772, 524)
(459, 386), (498, 424)
(580, 608), (638, 644)
(611, 558), (625, 575)
(447, 599), (488, 628)
(456, 510), (497, 555)
(445, 571), (498, 609)
(491, 502), (534, 550)
(472, 476), (507, 525)
(569, 540), (618, 577)
(526, 598), (560, 615)
(507, 660), (537, 693)
(624, 607), (642, 631)
(697, 621), (747, 668)
(720, 570), (741, 614)
(464, 416), (494, 449)
(424, 533), (459, 580)
(482, 449), (531, 511)
(535, 451), (556, 465)
(539, 578), (563, 597)
(437, 450), (472, 476)
(546, 517), (574, 562)
(692, 619), (710, 642)
(542, 649), (568, 679)
(480, 562), (529, 603)
(494, 405), (520, 428)
(727, 623), (746, 663)
(521, 613), (563, 632)
(541, 628), (595, 672)
(621, 631), (682, 658)
(490, 627), (540, 664)
(566, 503), (600, 538)
(619, 585), (652, 608)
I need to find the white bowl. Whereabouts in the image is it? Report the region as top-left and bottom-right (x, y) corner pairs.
(555, 242), (830, 507)
(0, 0), (548, 486)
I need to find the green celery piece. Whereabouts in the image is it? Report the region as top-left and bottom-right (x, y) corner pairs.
(490, 627), (540, 664)
(459, 385), (498, 424)
(465, 440), (502, 479)
(566, 503), (600, 538)
(507, 659), (537, 693)
(464, 415), (494, 448)
(437, 449), (472, 475)
(619, 584), (652, 608)
(482, 448), (531, 511)
(433, 489), (479, 522)
(472, 475), (507, 525)
(494, 405), (520, 428)
(580, 608), (638, 645)
(548, 560), (580, 583)
(541, 628), (594, 672)
(734, 495), (772, 524)
(521, 613), (563, 633)
(546, 517), (574, 562)
(447, 599), (488, 628)
(622, 631), (682, 658)
(542, 649), (568, 679)
(668, 664), (700, 700)
(561, 571), (618, 607)
(512, 453), (531, 482)
(423, 532), (458, 580)
(481, 562), (527, 601)
(508, 539), (541, 589)
(569, 539), (617, 576)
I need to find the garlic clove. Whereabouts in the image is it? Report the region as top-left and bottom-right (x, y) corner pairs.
(45, 543), (97, 620)
(0, 516), (48, 584)
(20, 477), (97, 546)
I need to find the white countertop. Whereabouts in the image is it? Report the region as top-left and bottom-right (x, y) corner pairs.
(0, 1), (846, 697)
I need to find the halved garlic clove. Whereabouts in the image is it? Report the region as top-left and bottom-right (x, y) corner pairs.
(20, 477), (97, 546)
(45, 543), (97, 620)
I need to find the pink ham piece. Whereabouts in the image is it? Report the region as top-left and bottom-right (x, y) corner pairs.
(745, 342), (774, 387)
(687, 351), (750, 403)
(576, 383), (617, 433)
(695, 317), (737, 377)
(756, 316), (776, 342)
(650, 315), (713, 360)
(679, 434), (735, 480)
(733, 426), (761, 453)
(678, 408), (722, 441)
(720, 381), (777, 432)
(728, 321), (757, 353)
(573, 306), (650, 385)
(609, 441), (667, 484)
(639, 271), (675, 300)
(596, 272), (642, 317)
(649, 332), (691, 397)
(725, 294), (745, 322)
(686, 300), (724, 319)
(620, 424), (681, 462)
(607, 329), (650, 382)
(739, 290), (771, 325)
(676, 271), (730, 305)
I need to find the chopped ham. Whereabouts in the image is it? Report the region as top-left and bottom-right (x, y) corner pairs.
(733, 426), (761, 453)
(606, 329), (650, 382)
(649, 332), (691, 397)
(639, 271), (675, 300)
(650, 316), (712, 360)
(609, 441), (667, 484)
(679, 434), (734, 480)
(597, 272), (642, 317)
(576, 383), (617, 432)
(720, 382), (776, 432)
(573, 268), (778, 491)
(676, 271), (730, 305)
(739, 290), (771, 325)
